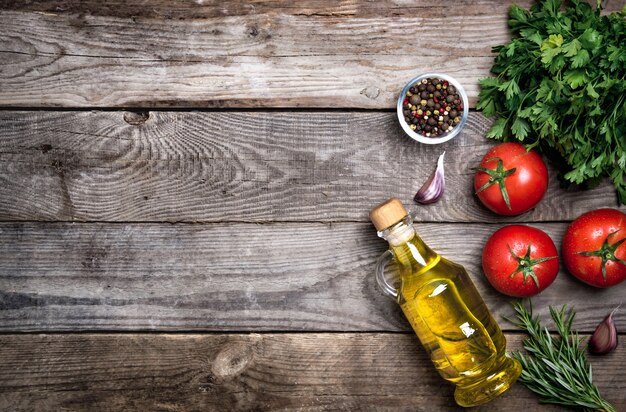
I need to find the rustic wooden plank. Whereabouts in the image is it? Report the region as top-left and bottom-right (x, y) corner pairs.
(0, 0), (536, 18)
(6, 0), (623, 110)
(0, 0), (535, 108)
(0, 111), (622, 223)
(4, 0), (625, 18)
(4, 0), (622, 109)
(0, 333), (623, 411)
(0, 221), (623, 332)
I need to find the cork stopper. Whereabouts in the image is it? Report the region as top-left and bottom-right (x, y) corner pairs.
(370, 198), (409, 231)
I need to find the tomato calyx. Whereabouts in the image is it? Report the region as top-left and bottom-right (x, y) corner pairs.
(507, 244), (557, 288)
(576, 230), (626, 281)
(475, 157), (517, 211)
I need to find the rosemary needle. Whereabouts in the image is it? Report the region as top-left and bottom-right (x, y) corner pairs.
(509, 301), (616, 412)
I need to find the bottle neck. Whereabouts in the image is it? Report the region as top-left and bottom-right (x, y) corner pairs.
(380, 216), (416, 247)
(378, 216), (438, 271)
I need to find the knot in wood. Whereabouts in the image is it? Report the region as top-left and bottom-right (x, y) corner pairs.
(211, 343), (254, 379)
(360, 86), (380, 100)
(247, 25), (259, 37)
(123, 111), (150, 125)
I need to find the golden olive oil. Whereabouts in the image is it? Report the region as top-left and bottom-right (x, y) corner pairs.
(371, 199), (521, 407)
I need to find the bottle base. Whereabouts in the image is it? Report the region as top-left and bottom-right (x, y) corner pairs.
(454, 355), (522, 407)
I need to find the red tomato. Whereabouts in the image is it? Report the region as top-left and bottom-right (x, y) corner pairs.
(482, 225), (559, 297)
(562, 208), (626, 288)
(474, 143), (548, 215)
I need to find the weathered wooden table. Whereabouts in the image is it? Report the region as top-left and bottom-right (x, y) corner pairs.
(1, 1), (625, 410)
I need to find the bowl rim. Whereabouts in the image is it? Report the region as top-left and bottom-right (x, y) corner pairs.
(397, 72), (469, 145)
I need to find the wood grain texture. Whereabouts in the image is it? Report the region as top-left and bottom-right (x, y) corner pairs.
(5, 0), (623, 109)
(0, 333), (623, 411)
(0, 0), (536, 18)
(0, 111), (622, 223)
(4, 0), (625, 18)
(1, 221), (623, 332)
(0, 0), (537, 108)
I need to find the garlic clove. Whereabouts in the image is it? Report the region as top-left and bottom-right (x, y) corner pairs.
(589, 306), (619, 355)
(414, 152), (445, 204)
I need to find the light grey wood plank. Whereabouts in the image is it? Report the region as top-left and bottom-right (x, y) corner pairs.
(0, 333), (623, 411)
(5, 0), (625, 18)
(5, 0), (623, 109)
(0, 111), (622, 222)
(0, 221), (623, 332)
(5, 0), (623, 108)
(0, 0), (532, 108)
(0, 0), (536, 18)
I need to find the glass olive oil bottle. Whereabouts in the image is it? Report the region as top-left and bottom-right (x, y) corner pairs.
(371, 198), (521, 407)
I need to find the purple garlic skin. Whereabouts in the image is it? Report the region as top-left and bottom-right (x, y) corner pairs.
(415, 152), (445, 205)
(589, 308), (619, 355)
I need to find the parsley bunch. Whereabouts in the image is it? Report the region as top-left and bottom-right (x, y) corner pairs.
(477, 0), (626, 204)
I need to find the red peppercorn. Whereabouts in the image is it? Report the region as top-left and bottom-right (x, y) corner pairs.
(403, 98), (409, 104)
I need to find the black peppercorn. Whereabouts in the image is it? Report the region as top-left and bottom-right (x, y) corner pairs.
(402, 77), (464, 139)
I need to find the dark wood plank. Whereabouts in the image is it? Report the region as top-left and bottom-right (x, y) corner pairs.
(0, 221), (623, 332)
(0, 333), (623, 411)
(0, 111), (622, 223)
(0, 0), (532, 108)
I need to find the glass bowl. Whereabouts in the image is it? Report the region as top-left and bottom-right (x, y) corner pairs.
(397, 73), (469, 145)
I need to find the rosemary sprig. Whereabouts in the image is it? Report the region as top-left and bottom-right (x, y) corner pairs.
(510, 301), (616, 412)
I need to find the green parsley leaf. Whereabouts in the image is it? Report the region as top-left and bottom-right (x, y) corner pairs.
(511, 117), (531, 140)
(498, 79), (522, 100)
(579, 28), (601, 50)
(563, 69), (587, 88)
(487, 118), (507, 140)
(509, 4), (529, 24)
(541, 34), (564, 50)
(586, 82), (599, 99)
(541, 47), (563, 66)
(562, 39), (582, 57)
(571, 49), (590, 68)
